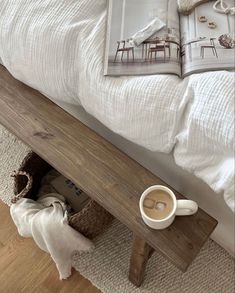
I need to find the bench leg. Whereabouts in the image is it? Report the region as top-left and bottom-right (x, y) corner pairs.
(128, 235), (154, 287)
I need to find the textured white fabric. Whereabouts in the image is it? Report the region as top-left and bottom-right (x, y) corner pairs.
(177, 0), (205, 13)
(10, 194), (94, 280)
(177, 0), (235, 16)
(0, 0), (234, 211)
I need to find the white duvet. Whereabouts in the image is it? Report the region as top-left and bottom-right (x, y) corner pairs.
(0, 0), (234, 211)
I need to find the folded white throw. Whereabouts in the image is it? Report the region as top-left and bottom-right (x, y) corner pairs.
(10, 194), (94, 280)
(129, 17), (165, 46)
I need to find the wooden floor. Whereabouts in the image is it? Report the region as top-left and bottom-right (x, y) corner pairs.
(0, 201), (100, 293)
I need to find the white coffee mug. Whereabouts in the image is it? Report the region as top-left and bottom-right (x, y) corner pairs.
(139, 185), (198, 230)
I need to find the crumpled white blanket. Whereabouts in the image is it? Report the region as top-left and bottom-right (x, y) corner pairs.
(129, 17), (165, 47)
(0, 0), (234, 211)
(10, 194), (94, 280)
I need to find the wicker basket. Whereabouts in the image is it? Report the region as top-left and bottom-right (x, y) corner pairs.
(12, 151), (113, 239)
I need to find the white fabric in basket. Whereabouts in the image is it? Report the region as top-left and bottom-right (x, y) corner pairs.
(10, 194), (94, 280)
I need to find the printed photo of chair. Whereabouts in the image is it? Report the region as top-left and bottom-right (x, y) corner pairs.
(177, 46), (185, 61)
(148, 42), (166, 62)
(165, 43), (171, 57)
(200, 38), (218, 58)
(164, 39), (171, 57)
(113, 41), (134, 62)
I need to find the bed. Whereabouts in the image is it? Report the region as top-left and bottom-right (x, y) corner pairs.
(0, 0), (234, 254)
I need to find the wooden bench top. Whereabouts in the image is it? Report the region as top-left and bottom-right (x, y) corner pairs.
(0, 65), (217, 272)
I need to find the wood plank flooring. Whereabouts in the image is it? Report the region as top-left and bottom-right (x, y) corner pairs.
(0, 201), (100, 293)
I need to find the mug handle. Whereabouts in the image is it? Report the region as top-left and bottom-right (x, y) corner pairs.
(175, 200), (198, 216)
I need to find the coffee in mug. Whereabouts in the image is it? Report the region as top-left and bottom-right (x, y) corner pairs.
(143, 190), (174, 220)
(139, 185), (198, 230)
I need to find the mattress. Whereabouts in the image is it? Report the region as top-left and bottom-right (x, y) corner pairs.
(0, 2), (234, 210)
(48, 98), (235, 256)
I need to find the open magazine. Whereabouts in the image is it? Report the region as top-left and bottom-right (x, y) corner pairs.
(104, 0), (235, 77)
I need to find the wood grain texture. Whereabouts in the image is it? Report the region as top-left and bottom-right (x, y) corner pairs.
(129, 235), (154, 287)
(0, 201), (100, 293)
(0, 65), (217, 272)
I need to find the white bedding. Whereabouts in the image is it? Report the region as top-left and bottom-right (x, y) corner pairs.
(0, 0), (234, 211)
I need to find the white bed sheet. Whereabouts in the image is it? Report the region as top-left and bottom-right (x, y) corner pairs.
(0, 0), (234, 211)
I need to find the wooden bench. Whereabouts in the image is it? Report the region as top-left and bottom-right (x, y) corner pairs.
(0, 65), (217, 287)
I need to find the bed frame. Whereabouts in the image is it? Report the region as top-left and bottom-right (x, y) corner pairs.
(0, 65), (217, 287)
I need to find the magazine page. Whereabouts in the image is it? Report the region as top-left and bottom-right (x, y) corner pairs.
(180, 0), (235, 77)
(104, 0), (181, 76)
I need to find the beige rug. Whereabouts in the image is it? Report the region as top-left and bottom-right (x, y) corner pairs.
(0, 124), (234, 293)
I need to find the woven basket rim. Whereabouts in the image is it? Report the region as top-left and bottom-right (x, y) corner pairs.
(12, 150), (113, 239)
